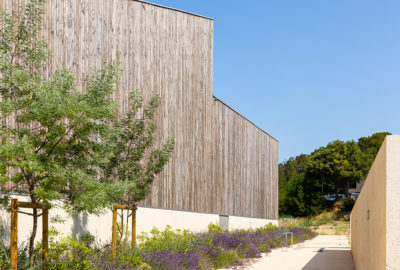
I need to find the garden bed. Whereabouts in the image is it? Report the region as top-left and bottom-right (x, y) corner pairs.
(0, 223), (316, 269)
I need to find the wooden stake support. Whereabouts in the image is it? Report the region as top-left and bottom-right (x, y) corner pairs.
(10, 199), (18, 270)
(10, 198), (50, 270)
(131, 209), (136, 246)
(111, 205), (137, 259)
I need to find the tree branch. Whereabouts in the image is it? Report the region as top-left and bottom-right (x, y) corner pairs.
(46, 122), (77, 158)
(35, 137), (49, 153)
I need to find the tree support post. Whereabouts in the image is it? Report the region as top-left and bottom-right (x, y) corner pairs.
(111, 205), (137, 259)
(131, 209), (136, 246)
(42, 208), (49, 269)
(11, 199), (18, 270)
(10, 198), (50, 270)
(112, 207), (117, 259)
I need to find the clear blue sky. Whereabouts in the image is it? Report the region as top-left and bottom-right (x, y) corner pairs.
(149, 0), (400, 162)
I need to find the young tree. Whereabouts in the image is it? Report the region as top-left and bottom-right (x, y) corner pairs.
(103, 90), (175, 240)
(0, 1), (174, 266)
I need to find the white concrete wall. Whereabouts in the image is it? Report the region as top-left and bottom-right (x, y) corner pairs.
(229, 215), (278, 230)
(350, 135), (400, 270)
(0, 195), (277, 245)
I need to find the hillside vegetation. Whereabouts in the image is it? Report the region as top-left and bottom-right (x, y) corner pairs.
(279, 132), (390, 217)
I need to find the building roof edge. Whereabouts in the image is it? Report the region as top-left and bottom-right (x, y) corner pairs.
(213, 96), (279, 143)
(133, 0), (213, 20)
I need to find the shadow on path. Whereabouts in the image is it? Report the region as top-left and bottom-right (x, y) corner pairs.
(302, 250), (355, 270)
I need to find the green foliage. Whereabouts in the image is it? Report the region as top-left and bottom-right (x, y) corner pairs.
(45, 236), (147, 270)
(0, 226), (10, 270)
(341, 196), (355, 212)
(280, 172), (322, 216)
(0, 222), (317, 270)
(0, 227), (40, 269)
(47, 237), (96, 270)
(103, 90), (175, 206)
(207, 223), (223, 234)
(0, 0), (174, 211)
(116, 247), (148, 270)
(301, 218), (313, 228)
(0, 1), (174, 265)
(357, 132), (391, 177)
(80, 233), (96, 249)
(137, 225), (195, 253)
(279, 154), (309, 183)
(255, 223), (279, 234)
(358, 132), (391, 156)
(279, 132), (389, 217)
(306, 140), (363, 198)
(278, 154), (309, 214)
(332, 197), (355, 220)
(313, 217), (333, 227)
(213, 249), (240, 268)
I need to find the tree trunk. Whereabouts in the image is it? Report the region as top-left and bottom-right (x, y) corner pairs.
(120, 210), (124, 241)
(335, 183), (339, 202)
(29, 208), (38, 268)
(126, 212), (129, 242)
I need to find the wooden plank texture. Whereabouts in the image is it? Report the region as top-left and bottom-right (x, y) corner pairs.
(1, 0), (278, 219)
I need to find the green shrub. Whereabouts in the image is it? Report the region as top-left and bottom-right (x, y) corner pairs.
(0, 225), (44, 269)
(137, 225), (194, 253)
(342, 197), (356, 212)
(114, 244), (148, 269)
(256, 223), (279, 234)
(301, 218), (313, 228)
(0, 222), (317, 269)
(213, 249), (240, 268)
(314, 218), (333, 227)
(207, 223), (223, 233)
(80, 233), (96, 249)
(47, 237), (96, 270)
(0, 230), (10, 270)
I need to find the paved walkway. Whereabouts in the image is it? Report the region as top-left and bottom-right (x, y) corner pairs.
(247, 235), (355, 270)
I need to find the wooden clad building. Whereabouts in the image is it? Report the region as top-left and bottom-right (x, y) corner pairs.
(0, 0), (278, 220)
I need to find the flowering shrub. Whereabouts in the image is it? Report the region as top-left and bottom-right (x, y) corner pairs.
(143, 250), (208, 270)
(2, 223), (316, 269)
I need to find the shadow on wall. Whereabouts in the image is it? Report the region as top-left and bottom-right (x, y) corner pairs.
(301, 250), (355, 270)
(0, 210), (91, 243)
(0, 214), (10, 242)
(72, 214), (89, 240)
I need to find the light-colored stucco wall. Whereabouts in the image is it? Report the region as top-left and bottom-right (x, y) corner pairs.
(0, 195), (277, 245)
(386, 136), (400, 269)
(351, 135), (400, 270)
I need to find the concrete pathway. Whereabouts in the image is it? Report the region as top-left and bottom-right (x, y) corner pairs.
(247, 235), (354, 270)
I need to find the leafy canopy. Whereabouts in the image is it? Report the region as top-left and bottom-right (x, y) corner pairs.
(0, 0), (174, 213)
(357, 132), (391, 176)
(279, 132), (390, 217)
(305, 140), (363, 193)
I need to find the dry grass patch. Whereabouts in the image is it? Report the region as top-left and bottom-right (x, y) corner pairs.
(279, 201), (351, 236)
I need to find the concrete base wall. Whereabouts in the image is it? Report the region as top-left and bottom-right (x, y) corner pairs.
(0, 196), (277, 244)
(350, 135), (400, 270)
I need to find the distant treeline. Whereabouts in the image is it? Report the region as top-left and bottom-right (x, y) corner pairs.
(279, 132), (390, 217)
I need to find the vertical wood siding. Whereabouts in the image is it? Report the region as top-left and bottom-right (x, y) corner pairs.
(1, 0), (278, 219)
(210, 99), (278, 219)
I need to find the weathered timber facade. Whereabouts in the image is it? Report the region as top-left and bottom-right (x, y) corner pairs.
(1, 0), (278, 219)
